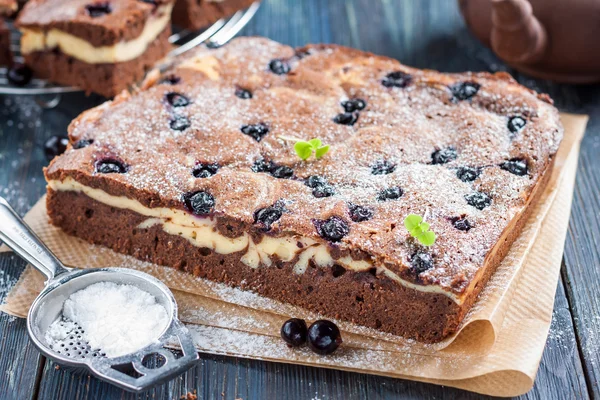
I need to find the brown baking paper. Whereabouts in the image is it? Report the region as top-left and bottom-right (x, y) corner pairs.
(0, 113), (587, 396)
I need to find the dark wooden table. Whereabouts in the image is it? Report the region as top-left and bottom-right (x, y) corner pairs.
(0, 1), (598, 399)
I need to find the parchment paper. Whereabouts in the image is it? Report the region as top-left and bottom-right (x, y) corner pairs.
(0, 114), (587, 396)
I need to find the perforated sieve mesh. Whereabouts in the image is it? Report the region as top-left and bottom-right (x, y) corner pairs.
(46, 318), (106, 360)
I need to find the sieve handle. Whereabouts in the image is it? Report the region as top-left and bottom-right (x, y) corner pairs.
(0, 196), (69, 280)
(92, 319), (199, 392)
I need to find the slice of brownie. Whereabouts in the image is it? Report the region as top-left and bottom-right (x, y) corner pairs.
(44, 37), (563, 342)
(172, 0), (255, 30)
(16, 0), (175, 97)
(0, 18), (10, 66)
(0, 0), (17, 16)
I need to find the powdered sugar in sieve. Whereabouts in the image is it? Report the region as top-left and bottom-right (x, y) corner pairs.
(44, 282), (170, 359)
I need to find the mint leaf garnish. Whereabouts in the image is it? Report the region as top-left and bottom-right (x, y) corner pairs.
(403, 214), (436, 246)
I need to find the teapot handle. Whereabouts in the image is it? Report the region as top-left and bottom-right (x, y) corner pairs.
(490, 0), (547, 65)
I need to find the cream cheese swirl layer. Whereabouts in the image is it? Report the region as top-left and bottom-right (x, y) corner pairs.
(20, 4), (173, 64)
(47, 178), (461, 303)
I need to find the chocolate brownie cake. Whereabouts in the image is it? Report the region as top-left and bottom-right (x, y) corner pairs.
(0, 19), (10, 66)
(0, 0), (15, 66)
(16, 0), (174, 97)
(172, 0), (255, 31)
(44, 37), (563, 342)
(0, 0), (17, 16)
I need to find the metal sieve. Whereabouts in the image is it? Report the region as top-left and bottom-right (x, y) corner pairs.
(0, 196), (199, 392)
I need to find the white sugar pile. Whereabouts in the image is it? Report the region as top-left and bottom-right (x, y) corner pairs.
(45, 282), (170, 358)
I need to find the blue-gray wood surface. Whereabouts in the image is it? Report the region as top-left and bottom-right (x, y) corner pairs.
(0, 0), (598, 398)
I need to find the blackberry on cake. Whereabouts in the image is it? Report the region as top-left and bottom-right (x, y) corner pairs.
(44, 37), (563, 342)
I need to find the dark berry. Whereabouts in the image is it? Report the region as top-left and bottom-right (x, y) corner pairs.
(450, 81), (480, 101)
(192, 162), (219, 178)
(44, 136), (68, 160)
(452, 217), (472, 231)
(465, 191), (492, 210)
(235, 87), (252, 99)
(305, 175), (335, 198)
(241, 123), (269, 142)
(500, 158), (528, 176)
(85, 2), (112, 17)
(160, 75), (181, 85)
(431, 147), (458, 164)
(170, 115), (191, 131)
(381, 71), (412, 88)
(183, 191), (215, 215)
(252, 159), (272, 173)
(281, 318), (308, 347)
(377, 186), (403, 201)
(269, 59), (290, 75)
(73, 139), (93, 149)
(270, 165), (294, 179)
(7, 64), (33, 86)
(306, 175), (327, 188)
(370, 159), (396, 175)
(165, 92), (190, 107)
(314, 216), (349, 242)
(254, 205), (284, 231)
(333, 112), (358, 126)
(251, 159), (293, 179)
(307, 320), (342, 355)
(312, 185), (335, 198)
(456, 166), (481, 182)
(411, 252), (433, 274)
(348, 203), (373, 222)
(95, 158), (128, 174)
(341, 98), (366, 112)
(507, 116), (526, 135)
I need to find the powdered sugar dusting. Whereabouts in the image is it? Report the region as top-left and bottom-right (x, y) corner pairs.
(46, 37), (563, 294)
(178, 324), (473, 374)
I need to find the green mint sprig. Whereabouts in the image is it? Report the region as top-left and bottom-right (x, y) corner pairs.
(404, 214), (436, 246)
(278, 136), (330, 161)
(294, 139), (330, 160)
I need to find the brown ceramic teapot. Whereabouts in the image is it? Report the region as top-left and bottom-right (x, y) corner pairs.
(459, 0), (600, 83)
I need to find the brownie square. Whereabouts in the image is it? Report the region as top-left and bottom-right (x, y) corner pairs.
(16, 0), (175, 97)
(44, 37), (563, 342)
(0, 0), (17, 16)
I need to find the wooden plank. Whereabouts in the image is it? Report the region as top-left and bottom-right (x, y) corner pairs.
(524, 277), (589, 399)
(562, 132), (600, 398)
(0, 255), (45, 400)
(1, 0), (597, 398)
(0, 93), (66, 400)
